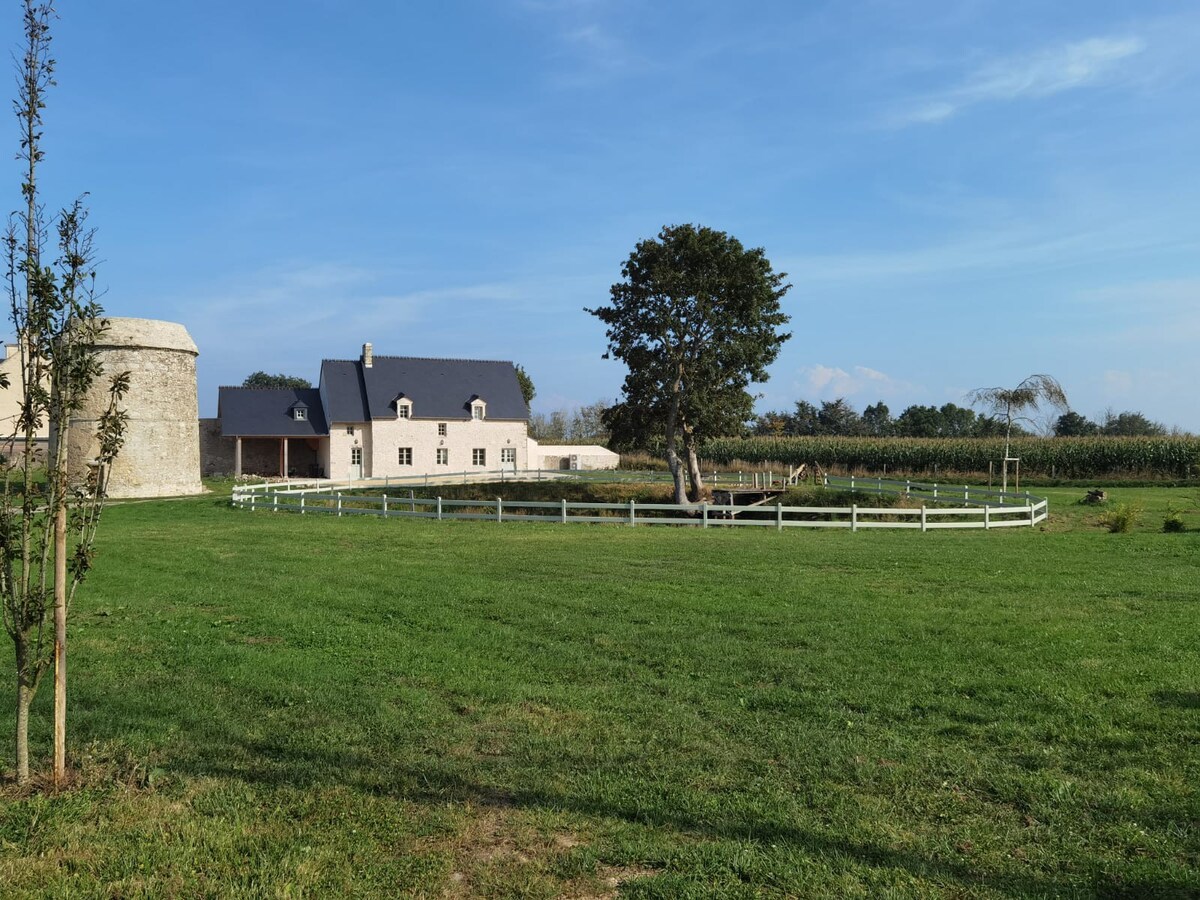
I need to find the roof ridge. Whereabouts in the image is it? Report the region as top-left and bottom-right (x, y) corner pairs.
(218, 385), (316, 391)
(321, 355), (514, 366)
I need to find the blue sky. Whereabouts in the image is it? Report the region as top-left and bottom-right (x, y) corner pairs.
(7, 1), (1200, 429)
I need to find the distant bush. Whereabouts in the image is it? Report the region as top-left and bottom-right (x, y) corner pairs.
(1162, 506), (1186, 533)
(1099, 503), (1143, 534)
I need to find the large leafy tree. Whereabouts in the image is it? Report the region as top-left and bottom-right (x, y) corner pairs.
(242, 371), (311, 389)
(589, 224), (791, 503)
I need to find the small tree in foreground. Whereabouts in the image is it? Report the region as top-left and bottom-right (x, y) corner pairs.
(2, 0), (127, 788)
(967, 374), (1067, 490)
(588, 224), (790, 503)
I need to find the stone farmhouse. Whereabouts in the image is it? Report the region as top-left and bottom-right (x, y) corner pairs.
(208, 344), (533, 480)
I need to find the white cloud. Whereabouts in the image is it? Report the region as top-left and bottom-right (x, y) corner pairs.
(796, 364), (915, 400)
(896, 35), (1146, 125)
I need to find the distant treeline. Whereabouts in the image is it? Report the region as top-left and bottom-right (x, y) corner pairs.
(529, 401), (610, 443)
(753, 399), (1179, 438)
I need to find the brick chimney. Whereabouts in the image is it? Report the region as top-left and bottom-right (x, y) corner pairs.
(362, 342), (373, 368)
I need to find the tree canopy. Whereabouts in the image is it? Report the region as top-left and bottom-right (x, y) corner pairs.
(514, 364), (535, 409)
(588, 224), (790, 502)
(243, 371), (311, 389)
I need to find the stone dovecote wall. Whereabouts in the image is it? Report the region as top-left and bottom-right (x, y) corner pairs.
(64, 318), (205, 498)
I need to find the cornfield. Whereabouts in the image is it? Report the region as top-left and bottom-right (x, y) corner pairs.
(698, 436), (1200, 479)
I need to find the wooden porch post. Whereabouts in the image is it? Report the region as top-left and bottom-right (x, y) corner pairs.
(281, 438), (289, 478)
(234, 436), (242, 477)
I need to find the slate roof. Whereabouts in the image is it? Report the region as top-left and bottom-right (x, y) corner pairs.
(218, 387), (328, 437)
(319, 356), (529, 422)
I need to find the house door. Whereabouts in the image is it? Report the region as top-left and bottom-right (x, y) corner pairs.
(349, 446), (363, 480)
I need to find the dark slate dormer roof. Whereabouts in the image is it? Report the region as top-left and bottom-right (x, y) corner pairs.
(319, 356), (528, 422)
(218, 387), (328, 437)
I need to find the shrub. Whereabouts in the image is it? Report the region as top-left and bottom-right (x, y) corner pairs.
(1162, 505), (1186, 533)
(1099, 503), (1143, 533)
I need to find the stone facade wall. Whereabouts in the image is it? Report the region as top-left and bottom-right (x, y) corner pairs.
(65, 318), (204, 498)
(199, 418), (232, 476)
(320, 416), (529, 480)
(0, 343), (49, 440)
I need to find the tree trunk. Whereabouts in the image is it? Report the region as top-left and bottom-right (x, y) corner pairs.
(664, 380), (689, 506)
(53, 499), (67, 788)
(682, 431), (705, 502)
(14, 639), (35, 785)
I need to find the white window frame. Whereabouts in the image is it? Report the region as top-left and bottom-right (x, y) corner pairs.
(346, 425), (355, 435)
(293, 407), (307, 421)
(472, 448), (486, 466)
(501, 447), (516, 465)
(350, 446), (363, 466)
(398, 447), (413, 466)
(397, 405), (410, 419)
(436, 448), (448, 466)
(438, 422), (447, 436)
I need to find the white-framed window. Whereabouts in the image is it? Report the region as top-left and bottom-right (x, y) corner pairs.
(436, 448), (448, 465)
(293, 408), (306, 421)
(346, 425), (355, 435)
(501, 447), (516, 465)
(438, 423), (447, 436)
(472, 448), (486, 466)
(472, 406), (484, 420)
(397, 405), (410, 419)
(398, 447), (413, 466)
(350, 446), (362, 466)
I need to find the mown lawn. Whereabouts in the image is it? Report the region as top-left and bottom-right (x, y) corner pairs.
(1, 489), (1197, 898)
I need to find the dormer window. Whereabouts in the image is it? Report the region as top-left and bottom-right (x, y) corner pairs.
(394, 395), (413, 419)
(470, 397), (486, 420)
(290, 403), (308, 422)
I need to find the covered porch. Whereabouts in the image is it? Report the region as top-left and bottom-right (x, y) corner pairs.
(233, 436), (324, 478)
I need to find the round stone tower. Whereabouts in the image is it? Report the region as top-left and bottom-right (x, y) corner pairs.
(65, 317), (204, 498)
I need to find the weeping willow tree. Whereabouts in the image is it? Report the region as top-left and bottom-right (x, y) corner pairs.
(967, 374), (1068, 491)
(2, 0), (128, 789)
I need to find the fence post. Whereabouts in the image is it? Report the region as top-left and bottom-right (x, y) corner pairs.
(984, 505), (991, 530)
(497, 498), (503, 523)
(337, 493), (343, 517)
(410, 490), (416, 513)
(776, 502), (782, 532)
(921, 504), (927, 533)
(850, 474), (856, 492)
(851, 504), (858, 532)
(964, 485), (969, 507)
(437, 497), (442, 520)
(561, 498), (567, 524)
(629, 499), (636, 527)
(300, 496), (305, 515)
(273, 493), (278, 513)
(1030, 501), (1036, 527)
(382, 495), (388, 517)
(702, 502), (708, 529)
(933, 483), (938, 501)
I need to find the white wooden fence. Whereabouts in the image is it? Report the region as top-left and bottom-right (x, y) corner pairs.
(231, 476), (1049, 532)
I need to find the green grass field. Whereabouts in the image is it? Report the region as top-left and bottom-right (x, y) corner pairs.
(1, 486), (1198, 897)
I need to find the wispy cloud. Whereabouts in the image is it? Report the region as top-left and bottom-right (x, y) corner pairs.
(796, 364), (917, 401)
(895, 35), (1146, 125)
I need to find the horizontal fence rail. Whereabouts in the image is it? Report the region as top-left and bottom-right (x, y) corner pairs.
(232, 476), (1049, 532)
